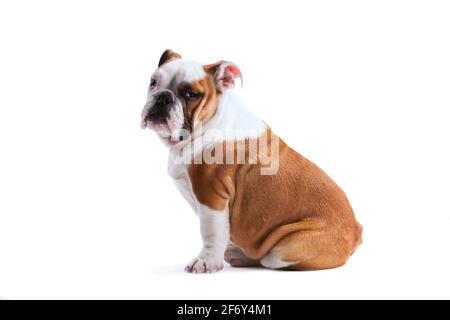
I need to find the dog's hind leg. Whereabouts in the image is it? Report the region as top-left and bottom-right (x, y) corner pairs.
(260, 225), (361, 271)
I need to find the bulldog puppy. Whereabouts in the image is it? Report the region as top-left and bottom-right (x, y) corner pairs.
(141, 49), (362, 273)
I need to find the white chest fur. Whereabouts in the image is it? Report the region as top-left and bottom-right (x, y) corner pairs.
(167, 155), (197, 213)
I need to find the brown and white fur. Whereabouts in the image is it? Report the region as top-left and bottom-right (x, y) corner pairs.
(141, 49), (362, 273)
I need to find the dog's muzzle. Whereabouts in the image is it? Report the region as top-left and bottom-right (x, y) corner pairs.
(141, 90), (186, 146)
(143, 90), (175, 125)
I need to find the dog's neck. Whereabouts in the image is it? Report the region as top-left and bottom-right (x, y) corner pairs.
(201, 90), (266, 140)
(169, 90), (266, 161)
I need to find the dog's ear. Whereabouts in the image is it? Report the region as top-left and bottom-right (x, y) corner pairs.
(204, 61), (242, 92)
(158, 49), (182, 67)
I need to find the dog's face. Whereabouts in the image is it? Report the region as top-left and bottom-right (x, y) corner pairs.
(141, 50), (242, 147)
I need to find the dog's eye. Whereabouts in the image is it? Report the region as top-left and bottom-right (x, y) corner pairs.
(150, 79), (156, 88)
(185, 90), (200, 100)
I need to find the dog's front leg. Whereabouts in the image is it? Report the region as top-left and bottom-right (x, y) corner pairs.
(185, 204), (229, 273)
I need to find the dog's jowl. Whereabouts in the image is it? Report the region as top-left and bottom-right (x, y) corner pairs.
(141, 49), (363, 273)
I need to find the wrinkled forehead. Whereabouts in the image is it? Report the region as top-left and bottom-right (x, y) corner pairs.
(154, 59), (206, 88)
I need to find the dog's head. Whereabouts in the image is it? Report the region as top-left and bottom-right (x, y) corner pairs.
(141, 49), (242, 147)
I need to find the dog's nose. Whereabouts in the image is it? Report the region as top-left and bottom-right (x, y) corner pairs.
(146, 107), (164, 121)
(155, 91), (174, 106)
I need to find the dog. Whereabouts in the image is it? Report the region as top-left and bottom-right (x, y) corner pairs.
(141, 49), (362, 273)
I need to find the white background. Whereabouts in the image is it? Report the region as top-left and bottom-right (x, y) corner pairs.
(0, 0), (449, 299)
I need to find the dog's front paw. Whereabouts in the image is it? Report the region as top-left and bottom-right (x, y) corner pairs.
(185, 257), (224, 273)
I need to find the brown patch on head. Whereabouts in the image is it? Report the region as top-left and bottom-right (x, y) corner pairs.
(158, 49), (182, 67)
(178, 75), (219, 130)
(203, 61), (224, 75)
(178, 61), (242, 130)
